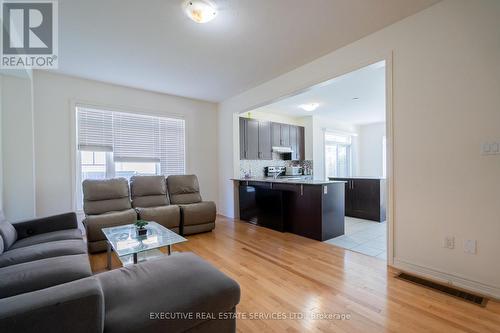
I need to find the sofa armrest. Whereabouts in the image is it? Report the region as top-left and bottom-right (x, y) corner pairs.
(97, 252), (240, 333)
(13, 212), (78, 239)
(0, 277), (104, 333)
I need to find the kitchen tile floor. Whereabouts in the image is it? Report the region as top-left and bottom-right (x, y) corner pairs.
(325, 217), (387, 260)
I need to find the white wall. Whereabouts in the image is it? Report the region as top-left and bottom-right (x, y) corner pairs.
(218, 0), (500, 297)
(1, 74), (36, 221)
(32, 71), (218, 217)
(358, 122), (385, 177)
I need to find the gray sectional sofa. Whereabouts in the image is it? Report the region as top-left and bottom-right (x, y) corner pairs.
(0, 211), (241, 332)
(83, 175), (216, 253)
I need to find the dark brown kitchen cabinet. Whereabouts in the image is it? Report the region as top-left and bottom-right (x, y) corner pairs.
(239, 117), (246, 159)
(271, 123), (292, 147)
(240, 117), (272, 160)
(331, 178), (386, 222)
(280, 124), (290, 147)
(258, 121), (272, 159)
(238, 180), (345, 240)
(245, 118), (259, 159)
(240, 117), (305, 161)
(290, 126), (305, 160)
(271, 122), (281, 147)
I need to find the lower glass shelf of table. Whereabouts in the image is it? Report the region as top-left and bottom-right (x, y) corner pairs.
(101, 221), (187, 269)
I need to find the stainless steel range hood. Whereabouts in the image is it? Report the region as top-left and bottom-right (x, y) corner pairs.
(272, 146), (293, 153)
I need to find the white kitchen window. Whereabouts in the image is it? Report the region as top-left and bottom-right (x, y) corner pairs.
(324, 131), (352, 178)
(75, 106), (185, 209)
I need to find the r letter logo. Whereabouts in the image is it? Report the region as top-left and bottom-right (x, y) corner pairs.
(1, 1), (58, 68)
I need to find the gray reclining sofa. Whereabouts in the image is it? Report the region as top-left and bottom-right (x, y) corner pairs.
(0, 211), (241, 333)
(83, 175), (216, 253)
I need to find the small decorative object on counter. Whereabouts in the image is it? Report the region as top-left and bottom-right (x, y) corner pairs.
(134, 219), (149, 236)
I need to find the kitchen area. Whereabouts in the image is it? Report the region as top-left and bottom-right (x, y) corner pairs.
(235, 115), (346, 241)
(232, 61), (388, 259)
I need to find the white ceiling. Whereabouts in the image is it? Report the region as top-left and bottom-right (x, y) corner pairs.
(255, 61), (386, 125)
(54, 0), (439, 102)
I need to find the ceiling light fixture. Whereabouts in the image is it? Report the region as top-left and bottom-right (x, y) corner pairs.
(299, 103), (320, 112)
(183, 0), (217, 24)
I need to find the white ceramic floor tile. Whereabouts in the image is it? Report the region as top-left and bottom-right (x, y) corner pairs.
(325, 236), (360, 250)
(350, 244), (385, 257)
(363, 238), (386, 251)
(324, 217), (387, 259)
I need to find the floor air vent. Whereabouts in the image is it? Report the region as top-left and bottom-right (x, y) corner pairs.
(396, 272), (488, 307)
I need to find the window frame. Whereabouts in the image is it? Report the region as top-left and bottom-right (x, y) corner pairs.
(71, 101), (187, 212)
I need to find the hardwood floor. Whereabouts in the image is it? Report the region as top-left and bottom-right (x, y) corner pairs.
(89, 216), (500, 333)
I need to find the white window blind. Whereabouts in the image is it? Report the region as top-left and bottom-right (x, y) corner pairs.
(159, 118), (185, 175)
(76, 107), (186, 176)
(77, 108), (113, 152)
(113, 112), (161, 163)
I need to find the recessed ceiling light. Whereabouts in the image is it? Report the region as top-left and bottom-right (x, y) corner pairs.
(299, 103), (320, 112)
(183, 0), (217, 24)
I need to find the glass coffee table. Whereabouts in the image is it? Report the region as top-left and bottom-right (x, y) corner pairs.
(102, 222), (187, 269)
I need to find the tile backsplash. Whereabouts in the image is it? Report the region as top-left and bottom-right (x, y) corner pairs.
(240, 159), (313, 178)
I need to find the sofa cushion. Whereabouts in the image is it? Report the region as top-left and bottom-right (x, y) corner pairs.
(98, 252), (240, 333)
(0, 234), (3, 255)
(0, 239), (87, 268)
(131, 175), (170, 208)
(0, 254), (92, 299)
(0, 277), (104, 333)
(9, 229), (82, 250)
(180, 201), (216, 226)
(84, 198), (132, 216)
(84, 209), (137, 243)
(83, 178), (131, 215)
(83, 178), (129, 201)
(136, 205), (180, 229)
(130, 175), (167, 197)
(0, 211), (17, 250)
(167, 175), (203, 204)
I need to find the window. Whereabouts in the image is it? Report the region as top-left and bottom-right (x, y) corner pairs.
(80, 151), (106, 180)
(324, 131), (352, 178)
(76, 106), (185, 209)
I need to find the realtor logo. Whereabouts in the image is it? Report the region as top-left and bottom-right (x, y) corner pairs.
(1, 1), (58, 68)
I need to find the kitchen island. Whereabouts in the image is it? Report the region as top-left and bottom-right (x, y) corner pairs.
(233, 178), (346, 241)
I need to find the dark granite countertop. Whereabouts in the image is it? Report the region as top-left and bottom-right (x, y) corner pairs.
(232, 177), (347, 185)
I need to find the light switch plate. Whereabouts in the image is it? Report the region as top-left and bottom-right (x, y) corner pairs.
(464, 239), (477, 254)
(323, 186), (328, 194)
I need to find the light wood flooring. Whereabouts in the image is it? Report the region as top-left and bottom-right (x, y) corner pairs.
(89, 216), (500, 333)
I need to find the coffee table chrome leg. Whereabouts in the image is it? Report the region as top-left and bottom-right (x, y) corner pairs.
(106, 241), (112, 270)
(167, 245), (171, 255)
(133, 253), (138, 264)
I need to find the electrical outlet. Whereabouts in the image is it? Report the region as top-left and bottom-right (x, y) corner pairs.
(464, 239), (477, 254)
(443, 236), (455, 249)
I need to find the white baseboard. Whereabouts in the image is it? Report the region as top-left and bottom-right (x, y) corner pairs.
(393, 258), (500, 300)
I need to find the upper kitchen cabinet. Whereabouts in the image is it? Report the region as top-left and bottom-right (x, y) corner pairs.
(258, 121), (272, 159)
(240, 117), (305, 161)
(271, 122), (281, 147)
(290, 125), (305, 160)
(240, 117), (272, 160)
